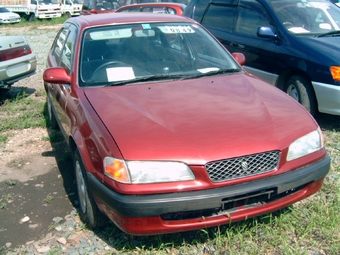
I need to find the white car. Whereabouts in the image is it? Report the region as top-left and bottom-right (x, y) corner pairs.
(0, 36), (37, 93)
(0, 7), (21, 24)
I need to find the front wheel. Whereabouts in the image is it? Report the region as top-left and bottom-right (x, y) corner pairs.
(74, 150), (107, 229)
(285, 75), (317, 115)
(47, 95), (58, 129)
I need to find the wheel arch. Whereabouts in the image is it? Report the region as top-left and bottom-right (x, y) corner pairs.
(68, 131), (92, 173)
(276, 68), (318, 115)
(275, 68), (311, 91)
(276, 68), (317, 101)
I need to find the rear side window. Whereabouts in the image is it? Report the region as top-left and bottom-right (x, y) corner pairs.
(202, 3), (235, 31)
(50, 25), (77, 72)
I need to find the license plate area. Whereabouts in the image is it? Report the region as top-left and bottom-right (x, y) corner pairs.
(221, 189), (277, 211)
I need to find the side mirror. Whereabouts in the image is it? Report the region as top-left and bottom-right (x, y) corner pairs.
(43, 67), (72, 84)
(232, 52), (246, 66)
(257, 27), (278, 39)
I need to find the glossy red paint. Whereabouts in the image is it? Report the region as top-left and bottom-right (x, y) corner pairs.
(43, 13), (330, 234)
(85, 74), (317, 163)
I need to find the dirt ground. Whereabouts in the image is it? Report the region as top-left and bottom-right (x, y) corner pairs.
(0, 28), (78, 248)
(0, 83), (76, 249)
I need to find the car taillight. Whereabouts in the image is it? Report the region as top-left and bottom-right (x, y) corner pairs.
(0, 45), (32, 62)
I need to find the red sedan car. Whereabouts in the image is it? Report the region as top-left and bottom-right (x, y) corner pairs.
(43, 13), (330, 235)
(115, 2), (186, 15)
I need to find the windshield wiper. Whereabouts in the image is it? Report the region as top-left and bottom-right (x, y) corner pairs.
(105, 74), (185, 86)
(316, 30), (340, 38)
(182, 68), (241, 80)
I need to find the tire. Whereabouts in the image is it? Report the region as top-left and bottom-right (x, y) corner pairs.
(74, 150), (107, 229)
(0, 85), (11, 95)
(47, 95), (59, 129)
(285, 75), (317, 116)
(28, 14), (36, 22)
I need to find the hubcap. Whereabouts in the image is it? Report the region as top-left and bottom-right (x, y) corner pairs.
(75, 161), (87, 214)
(286, 84), (300, 102)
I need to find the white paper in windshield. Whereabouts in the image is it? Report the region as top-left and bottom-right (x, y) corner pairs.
(90, 28), (132, 40)
(197, 67), (219, 73)
(106, 67), (135, 82)
(158, 26), (195, 34)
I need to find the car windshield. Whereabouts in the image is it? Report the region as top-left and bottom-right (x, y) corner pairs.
(79, 22), (241, 86)
(270, 0), (340, 34)
(0, 7), (11, 12)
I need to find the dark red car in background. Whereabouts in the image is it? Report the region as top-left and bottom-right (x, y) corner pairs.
(43, 13), (330, 235)
(115, 2), (186, 15)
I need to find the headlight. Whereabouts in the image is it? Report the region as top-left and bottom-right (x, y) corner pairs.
(287, 128), (323, 161)
(104, 157), (195, 184)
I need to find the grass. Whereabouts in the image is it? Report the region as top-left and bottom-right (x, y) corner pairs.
(0, 16), (68, 30)
(0, 88), (46, 135)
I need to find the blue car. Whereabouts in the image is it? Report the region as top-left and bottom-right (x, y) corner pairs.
(184, 0), (340, 116)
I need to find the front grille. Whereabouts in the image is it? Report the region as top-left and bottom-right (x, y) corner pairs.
(206, 151), (280, 182)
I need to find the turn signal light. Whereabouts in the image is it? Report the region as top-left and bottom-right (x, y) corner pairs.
(104, 157), (130, 183)
(330, 66), (340, 81)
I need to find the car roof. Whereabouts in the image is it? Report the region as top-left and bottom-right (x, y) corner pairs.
(117, 2), (186, 8)
(69, 12), (194, 29)
(119, 2), (186, 7)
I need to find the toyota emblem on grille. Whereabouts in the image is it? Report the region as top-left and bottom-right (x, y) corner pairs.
(241, 161), (249, 172)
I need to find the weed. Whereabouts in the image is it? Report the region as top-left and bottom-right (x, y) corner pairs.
(5, 180), (16, 186)
(8, 159), (25, 168)
(46, 246), (63, 255)
(48, 222), (59, 231)
(0, 194), (13, 209)
(35, 89), (47, 98)
(0, 134), (10, 144)
(44, 194), (54, 203)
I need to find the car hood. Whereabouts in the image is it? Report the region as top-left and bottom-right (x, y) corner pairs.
(302, 35), (340, 58)
(84, 74), (317, 164)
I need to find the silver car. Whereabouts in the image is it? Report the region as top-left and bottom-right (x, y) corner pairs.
(0, 7), (21, 24)
(0, 36), (37, 93)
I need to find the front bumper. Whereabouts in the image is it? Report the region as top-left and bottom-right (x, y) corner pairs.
(312, 81), (340, 115)
(89, 155), (330, 235)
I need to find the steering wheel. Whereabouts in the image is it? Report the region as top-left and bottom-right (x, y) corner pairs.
(91, 61), (126, 81)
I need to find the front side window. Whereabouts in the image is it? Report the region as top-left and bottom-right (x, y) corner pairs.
(82, 0), (95, 10)
(79, 22), (241, 86)
(235, 1), (272, 36)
